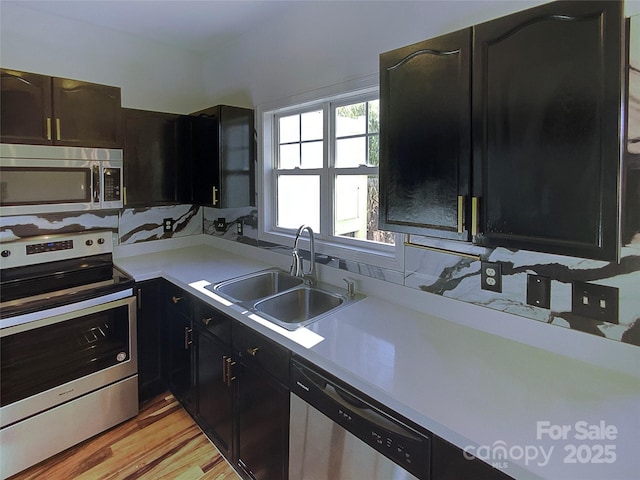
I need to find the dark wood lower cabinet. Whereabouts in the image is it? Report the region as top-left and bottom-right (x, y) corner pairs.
(234, 323), (290, 480)
(135, 279), (165, 403)
(194, 301), (234, 458)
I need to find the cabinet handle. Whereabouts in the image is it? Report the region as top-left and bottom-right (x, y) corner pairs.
(123, 186), (127, 206)
(202, 317), (212, 326)
(55, 118), (61, 141)
(136, 288), (142, 309)
(184, 327), (192, 350)
(222, 355), (229, 384)
(46, 118), (52, 140)
(224, 356), (236, 387)
(247, 347), (259, 356)
(212, 186), (218, 206)
(172, 296), (183, 304)
(457, 195), (465, 233)
(471, 196), (479, 236)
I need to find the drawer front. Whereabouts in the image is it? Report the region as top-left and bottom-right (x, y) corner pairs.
(233, 322), (289, 385)
(164, 282), (191, 317)
(193, 301), (232, 344)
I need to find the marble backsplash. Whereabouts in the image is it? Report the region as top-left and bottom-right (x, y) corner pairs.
(200, 207), (640, 347)
(1, 204), (638, 347)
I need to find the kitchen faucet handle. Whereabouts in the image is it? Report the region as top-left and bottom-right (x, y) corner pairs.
(343, 278), (355, 298)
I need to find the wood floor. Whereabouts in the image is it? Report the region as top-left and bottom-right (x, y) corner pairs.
(9, 392), (241, 480)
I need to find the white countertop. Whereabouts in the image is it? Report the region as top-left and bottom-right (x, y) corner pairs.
(115, 235), (640, 480)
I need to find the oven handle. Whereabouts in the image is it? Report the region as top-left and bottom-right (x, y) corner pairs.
(0, 288), (134, 331)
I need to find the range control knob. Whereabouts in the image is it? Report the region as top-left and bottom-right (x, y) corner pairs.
(1, 250), (10, 258)
(97, 237), (105, 245)
(85, 239), (94, 246)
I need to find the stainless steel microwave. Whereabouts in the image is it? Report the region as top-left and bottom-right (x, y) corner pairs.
(0, 144), (123, 215)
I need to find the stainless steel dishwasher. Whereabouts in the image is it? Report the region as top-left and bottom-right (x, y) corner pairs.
(289, 358), (430, 480)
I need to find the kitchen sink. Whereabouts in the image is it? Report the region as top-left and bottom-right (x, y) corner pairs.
(208, 269), (304, 304)
(253, 286), (345, 330)
(208, 268), (364, 331)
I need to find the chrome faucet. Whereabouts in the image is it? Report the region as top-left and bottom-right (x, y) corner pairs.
(290, 224), (316, 285)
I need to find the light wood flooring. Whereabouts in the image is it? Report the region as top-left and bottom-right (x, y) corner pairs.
(8, 392), (241, 480)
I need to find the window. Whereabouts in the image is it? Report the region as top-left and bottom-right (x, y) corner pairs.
(259, 81), (402, 270)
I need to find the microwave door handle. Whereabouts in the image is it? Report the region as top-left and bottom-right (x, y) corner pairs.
(92, 164), (101, 205)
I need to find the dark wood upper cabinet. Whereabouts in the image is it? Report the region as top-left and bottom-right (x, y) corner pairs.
(472, 0), (623, 261)
(122, 108), (190, 206)
(189, 105), (255, 208)
(379, 28), (472, 241)
(1, 69), (121, 148)
(0, 70), (52, 145)
(379, 0), (624, 261)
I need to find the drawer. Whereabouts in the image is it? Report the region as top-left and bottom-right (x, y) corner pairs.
(193, 301), (232, 344)
(233, 322), (290, 385)
(164, 282), (192, 317)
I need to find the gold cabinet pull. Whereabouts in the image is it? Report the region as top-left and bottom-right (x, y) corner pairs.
(247, 347), (259, 356)
(172, 296), (183, 304)
(123, 186), (127, 205)
(212, 186), (218, 206)
(184, 326), (192, 350)
(471, 196), (479, 236)
(46, 118), (52, 140)
(224, 356), (236, 386)
(457, 195), (465, 233)
(202, 317), (212, 326)
(55, 118), (61, 141)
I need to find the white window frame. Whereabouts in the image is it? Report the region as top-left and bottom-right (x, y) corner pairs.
(257, 75), (404, 271)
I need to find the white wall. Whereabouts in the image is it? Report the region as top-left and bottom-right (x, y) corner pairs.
(0, 2), (207, 114)
(200, 0), (547, 108)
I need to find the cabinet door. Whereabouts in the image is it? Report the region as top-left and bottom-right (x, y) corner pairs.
(136, 280), (165, 403)
(190, 114), (221, 206)
(472, 0), (622, 260)
(122, 108), (186, 206)
(52, 77), (121, 148)
(163, 287), (195, 415)
(197, 328), (234, 457)
(237, 361), (289, 480)
(190, 105), (256, 208)
(379, 28), (471, 240)
(0, 69), (52, 145)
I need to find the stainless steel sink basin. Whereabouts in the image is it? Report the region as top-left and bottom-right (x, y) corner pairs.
(209, 268), (365, 330)
(253, 286), (352, 330)
(208, 269), (304, 304)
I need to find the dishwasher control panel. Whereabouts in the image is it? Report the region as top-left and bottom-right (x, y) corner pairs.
(291, 359), (430, 479)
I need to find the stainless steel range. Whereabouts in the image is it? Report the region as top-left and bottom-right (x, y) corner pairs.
(0, 230), (138, 479)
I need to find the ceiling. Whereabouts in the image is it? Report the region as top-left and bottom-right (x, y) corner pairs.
(3, 0), (306, 54)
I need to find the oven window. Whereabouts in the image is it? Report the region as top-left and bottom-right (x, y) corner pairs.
(1, 303), (130, 407)
(0, 167), (91, 205)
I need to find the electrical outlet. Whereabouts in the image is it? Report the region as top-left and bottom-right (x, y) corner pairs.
(526, 274), (551, 309)
(215, 217), (227, 232)
(237, 220), (243, 236)
(571, 281), (619, 324)
(163, 218), (174, 232)
(481, 261), (502, 292)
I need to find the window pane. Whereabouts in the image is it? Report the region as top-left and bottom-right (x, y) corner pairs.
(334, 174), (394, 245)
(336, 102), (366, 137)
(368, 100), (379, 133)
(301, 141), (323, 168)
(279, 144), (300, 169)
(336, 137), (366, 168)
(301, 110), (323, 141)
(368, 135), (379, 166)
(279, 114), (299, 143)
(277, 175), (320, 232)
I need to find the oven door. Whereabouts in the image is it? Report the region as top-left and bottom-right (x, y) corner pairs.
(0, 293), (137, 429)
